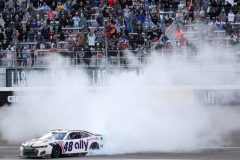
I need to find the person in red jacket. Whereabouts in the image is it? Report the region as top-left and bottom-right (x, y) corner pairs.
(109, 0), (115, 7)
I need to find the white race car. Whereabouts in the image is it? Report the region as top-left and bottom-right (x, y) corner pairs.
(20, 129), (103, 158)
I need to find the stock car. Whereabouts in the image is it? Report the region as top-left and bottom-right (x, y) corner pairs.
(19, 129), (104, 158)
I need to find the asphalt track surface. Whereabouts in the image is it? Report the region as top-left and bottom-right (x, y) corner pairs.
(2, 132), (240, 160)
(1, 146), (240, 160)
(1, 129), (240, 160)
(1, 131), (240, 160)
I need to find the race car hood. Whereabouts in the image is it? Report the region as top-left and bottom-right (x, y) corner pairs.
(21, 138), (52, 147)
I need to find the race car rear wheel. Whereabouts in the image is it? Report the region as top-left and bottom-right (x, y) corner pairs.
(90, 142), (99, 150)
(51, 145), (62, 158)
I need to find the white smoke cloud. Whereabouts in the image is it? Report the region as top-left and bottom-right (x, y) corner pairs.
(0, 45), (240, 155)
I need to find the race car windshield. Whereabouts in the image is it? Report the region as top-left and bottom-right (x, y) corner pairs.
(39, 132), (66, 140)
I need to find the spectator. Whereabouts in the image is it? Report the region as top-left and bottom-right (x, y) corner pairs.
(59, 14), (69, 28)
(95, 30), (105, 45)
(123, 5), (130, 19)
(216, 17), (226, 30)
(87, 32), (96, 46)
(109, 22), (117, 38)
(32, 18), (41, 29)
(36, 32), (45, 49)
(5, 27), (13, 44)
(59, 30), (66, 41)
(41, 2), (50, 14)
(232, 3), (238, 15)
(144, 14), (156, 29)
(178, 34), (187, 47)
(57, 2), (63, 12)
(63, 0), (72, 11)
(137, 9), (145, 24)
(6, 46), (13, 67)
(21, 47), (28, 66)
(208, 0), (217, 20)
(172, 0), (179, 12)
(109, 0), (115, 7)
(96, 12), (104, 27)
(225, 21), (233, 35)
(151, 12), (159, 25)
(160, 33), (169, 46)
(135, 44), (146, 63)
(76, 33), (85, 48)
(230, 33), (239, 46)
(228, 10), (235, 23)
(0, 0), (4, 14)
(224, 0), (232, 15)
(235, 12), (240, 22)
(48, 8), (57, 21)
(30, 49), (36, 67)
(79, 12), (87, 27)
(215, 0), (223, 16)
(73, 13), (81, 27)
(0, 29), (4, 43)
(28, 28), (35, 42)
(134, 21), (143, 33)
(175, 27), (183, 39)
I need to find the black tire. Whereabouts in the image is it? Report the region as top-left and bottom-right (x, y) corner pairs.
(51, 145), (62, 158)
(81, 152), (87, 156)
(90, 142), (99, 150)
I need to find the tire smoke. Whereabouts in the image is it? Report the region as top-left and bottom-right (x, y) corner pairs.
(1, 47), (240, 154)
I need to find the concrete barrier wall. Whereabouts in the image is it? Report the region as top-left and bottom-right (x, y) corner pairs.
(0, 86), (240, 107)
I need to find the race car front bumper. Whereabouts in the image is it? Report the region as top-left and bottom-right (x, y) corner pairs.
(20, 146), (51, 158)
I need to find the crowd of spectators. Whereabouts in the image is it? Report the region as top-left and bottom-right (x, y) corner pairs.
(0, 0), (239, 67)
(173, 0), (240, 48)
(0, 0), (179, 67)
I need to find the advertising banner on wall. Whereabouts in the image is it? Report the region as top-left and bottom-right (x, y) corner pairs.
(1, 89), (240, 107)
(4, 68), (240, 107)
(193, 89), (240, 106)
(6, 68), (109, 87)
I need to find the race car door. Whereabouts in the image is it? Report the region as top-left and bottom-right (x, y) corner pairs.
(63, 131), (89, 154)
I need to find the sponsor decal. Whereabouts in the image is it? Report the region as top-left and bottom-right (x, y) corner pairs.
(7, 96), (39, 103)
(64, 140), (88, 152)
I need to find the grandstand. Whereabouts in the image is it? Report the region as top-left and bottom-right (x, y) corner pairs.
(0, 0), (238, 70)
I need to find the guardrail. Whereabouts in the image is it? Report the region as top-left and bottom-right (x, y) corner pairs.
(0, 47), (240, 68)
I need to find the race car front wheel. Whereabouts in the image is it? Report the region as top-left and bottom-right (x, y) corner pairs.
(51, 145), (62, 158)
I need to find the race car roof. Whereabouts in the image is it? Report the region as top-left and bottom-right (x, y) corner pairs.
(51, 129), (92, 134)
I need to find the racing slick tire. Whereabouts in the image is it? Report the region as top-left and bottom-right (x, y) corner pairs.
(51, 145), (62, 158)
(81, 152), (88, 156)
(90, 142), (99, 150)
